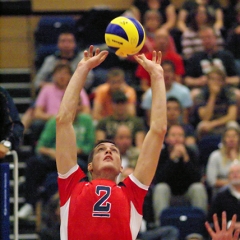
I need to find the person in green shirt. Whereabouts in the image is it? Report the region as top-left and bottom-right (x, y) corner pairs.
(18, 98), (95, 219)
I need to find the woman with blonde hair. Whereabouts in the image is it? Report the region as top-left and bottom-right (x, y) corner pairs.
(206, 123), (240, 196)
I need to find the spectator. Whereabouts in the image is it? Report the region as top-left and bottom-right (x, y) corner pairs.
(18, 97), (95, 219)
(26, 63), (90, 145)
(206, 123), (240, 197)
(141, 60), (191, 126)
(177, 0), (223, 33)
(131, 0), (176, 31)
(166, 97), (197, 150)
(152, 124), (208, 226)
(92, 67), (137, 121)
(113, 124), (140, 171)
(136, 28), (185, 92)
(226, 3), (240, 76)
(34, 31), (94, 91)
(96, 90), (145, 149)
(0, 87), (24, 159)
(181, 4), (224, 60)
(194, 68), (237, 167)
(207, 161), (240, 231)
(184, 26), (239, 91)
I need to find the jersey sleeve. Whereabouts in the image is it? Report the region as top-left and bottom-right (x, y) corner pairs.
(122, 174), (148, 215)
(58, 165), (86, 207)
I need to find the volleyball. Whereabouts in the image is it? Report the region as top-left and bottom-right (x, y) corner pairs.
(105, 16), (146, 57)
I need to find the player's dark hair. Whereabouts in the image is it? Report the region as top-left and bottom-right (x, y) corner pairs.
(87, 139), (120, 164)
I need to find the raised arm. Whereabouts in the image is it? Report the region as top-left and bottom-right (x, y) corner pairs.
(133, 51), (167, 186)
(56, 46), (108, 174)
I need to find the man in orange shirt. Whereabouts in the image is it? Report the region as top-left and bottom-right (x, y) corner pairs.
(92, 67), (137, 121)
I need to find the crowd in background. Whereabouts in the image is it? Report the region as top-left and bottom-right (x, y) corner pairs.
(1, 0), (240, 239)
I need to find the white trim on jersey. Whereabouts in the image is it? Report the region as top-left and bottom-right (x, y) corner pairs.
(130, 201), (143, 240)
(129, 173), (149, 191)
(60, 198), (71, 240)
(58, 164), (79, 179)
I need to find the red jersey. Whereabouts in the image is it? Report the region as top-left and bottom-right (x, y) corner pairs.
(58, 165), (148, 240)
(135, 51), (185, 86)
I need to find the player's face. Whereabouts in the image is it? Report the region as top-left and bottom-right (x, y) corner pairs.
(89, 142), (122, 177)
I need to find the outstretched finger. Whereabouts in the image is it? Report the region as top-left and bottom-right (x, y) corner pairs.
(152, 51), (157, 62)
(133, 53), (145, 64)
(156, 51), (162, 65)
(228, 214), (237, 233)
(205, 221), (216, 237)
(95, 48), (100, 56)
(213, 213), (221, 233)
(83, 50), (88, 58)
(222, 212), (227, 232)
(89, 45), (94, 57)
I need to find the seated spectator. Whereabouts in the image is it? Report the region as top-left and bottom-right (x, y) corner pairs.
(136, 28), (185, 92)
(177, 0), (224, 33)
(0, 87), (24, 159)
(167, 97), (197, 150)
(34, 31), (94, 91)
(114, 124), (140, 169)
(206, 123), (240, 197)
(131, 0), (176, 31)
(141, 60), (191, 127)
(207, 161), (240, 231)
(25, 63), (90, 145)
(193, 68), (237, 167)
(96, 90), (146, 149)
(226, 3), (240, 76)
(184, 26), (239, 91)
(39, 192), (60, 240)
(181, 4), (224, 60)
(92, 68), (137, 121)
(18, 98), (95, 219)
(152, 124), (208, 226)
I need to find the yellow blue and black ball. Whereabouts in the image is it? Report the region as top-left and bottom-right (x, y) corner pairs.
(105, 16), (146, 57)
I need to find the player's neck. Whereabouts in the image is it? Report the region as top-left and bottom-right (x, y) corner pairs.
(92, 171), (117, 182)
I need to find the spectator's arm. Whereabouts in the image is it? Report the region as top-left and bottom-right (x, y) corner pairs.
(161, 4), (176, 31)
(34, 106), (54, 121)
(214, 8), (224, 31)
(177, 9), (188, 32)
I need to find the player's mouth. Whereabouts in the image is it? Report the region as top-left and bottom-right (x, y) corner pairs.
(104, 155), (113, 161)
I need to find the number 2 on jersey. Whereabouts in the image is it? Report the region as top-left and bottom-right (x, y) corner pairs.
(92, 185), (111, 217)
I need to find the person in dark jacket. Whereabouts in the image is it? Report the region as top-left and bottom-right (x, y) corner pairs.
(0, 87), (24, 159)
(152, 124), (208, 226)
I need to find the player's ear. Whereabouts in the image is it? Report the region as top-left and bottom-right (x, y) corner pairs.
(119, 165), (123, 174)
(88, 162), (93, 173)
